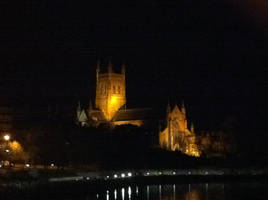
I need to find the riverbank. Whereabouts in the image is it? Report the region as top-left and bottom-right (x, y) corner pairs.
(1, 167), (268, 189)
(0, 167), (266, 200)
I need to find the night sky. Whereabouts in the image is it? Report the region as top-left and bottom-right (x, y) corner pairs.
(0, 1), (267, 132)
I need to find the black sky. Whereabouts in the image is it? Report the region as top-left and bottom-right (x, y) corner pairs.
(0, 0), (267, 131)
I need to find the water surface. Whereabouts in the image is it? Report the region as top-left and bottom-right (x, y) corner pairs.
(83, 182), (267, 200)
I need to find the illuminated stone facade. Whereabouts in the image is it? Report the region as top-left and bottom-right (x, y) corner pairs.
(76, 61), (200, 157)
(76, 61), (144, 127)
(95, 61), (126, 121)
(159, 103), (200, 157)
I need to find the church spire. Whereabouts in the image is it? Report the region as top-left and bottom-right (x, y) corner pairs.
(76, 101), (82, 123)
(166, 99), (171, 128)
(191, 122), (195, 133)
(77, 101), (81, 112)
(108, 60), (113, 73)
(181, 100), (186, 115)
(167, 99), (171, 115)
(97, 59), (101, 69)
(96, 60), (100, 82)
(121, 63), (126, 75)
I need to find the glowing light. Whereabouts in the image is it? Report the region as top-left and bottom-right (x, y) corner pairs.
(114, 189), (117, 200)
(146, 172), (150, 175)
(173, 171), (176, 175)
(146, 186), (150, 200)
(122, 188), (125, 200)
(114, 174), (118, 178)
(3, 135), (10, 141)
(128, 186), (131, 199)
(9, 141), (23, 155)
(159, 185), (162, 199)
(25, 164), (30, 168)
(50, 163), (54, 167)
(110, 96), (117, 105)
(106, 176), (110, 179)
(173, 184), (176, 199)
(5, 149), (9, 153)
(127, 172), (132, 177)
(121, 173), (125, 178)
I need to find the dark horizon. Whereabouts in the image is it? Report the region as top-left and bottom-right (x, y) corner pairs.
(0, 1), (267, 132)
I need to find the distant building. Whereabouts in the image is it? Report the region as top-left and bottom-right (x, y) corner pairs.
(76, 61), (146, 127)
(159, 102), (200, 157)
(95, 60), (126, 121)
(76, 61), (200, 157)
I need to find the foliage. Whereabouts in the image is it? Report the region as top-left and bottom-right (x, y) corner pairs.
(8, 141), (27, 162)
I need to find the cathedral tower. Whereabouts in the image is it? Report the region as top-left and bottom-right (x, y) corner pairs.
(95, 61), (126, 120)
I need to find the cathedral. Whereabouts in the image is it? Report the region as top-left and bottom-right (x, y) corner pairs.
(76, 61), (200, 157)
(76, 61), (145, 127)
(159, 102), (200, 157)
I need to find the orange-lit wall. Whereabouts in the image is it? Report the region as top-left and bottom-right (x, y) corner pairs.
(159, 105), (200, 157)
(112, 120), (143, 127)
(95, 72), (126, 120)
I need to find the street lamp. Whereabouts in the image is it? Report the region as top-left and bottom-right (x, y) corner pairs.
(2, 134), (11, 167)
(3, 135), (10, 141)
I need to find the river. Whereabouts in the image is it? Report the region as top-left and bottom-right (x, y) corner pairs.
(43, 182), (267, 200)
(2, 181), (267, 200)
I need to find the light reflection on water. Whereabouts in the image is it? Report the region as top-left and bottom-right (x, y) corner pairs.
(92, 182), (268, 200)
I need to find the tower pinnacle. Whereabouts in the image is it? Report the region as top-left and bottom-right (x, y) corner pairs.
(191, 122), (194, 133)
(108, 60), (113, 73)
(77, 101), (81, 112)
(95, 61), (126, 120)
(121, 63), (126, 75)
(96, 60), (100, 82)
(181, 100), (186, 115)
(166, 99), (171, 115)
